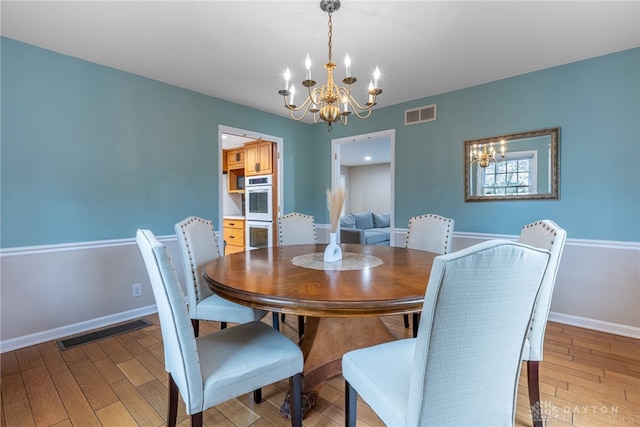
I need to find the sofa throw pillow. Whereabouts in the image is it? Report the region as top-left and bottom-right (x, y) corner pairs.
(340, 214), (356, 229)
(373, 213), (391, 228)
(353, 212), (374, 230)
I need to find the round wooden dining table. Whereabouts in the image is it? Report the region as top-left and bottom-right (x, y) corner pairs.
(203, 243), (436, 415)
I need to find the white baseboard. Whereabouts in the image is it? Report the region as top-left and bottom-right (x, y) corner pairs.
(0, 305), (158, 353)
(2, 305), (637, 353)
(548, 311), (640, 339)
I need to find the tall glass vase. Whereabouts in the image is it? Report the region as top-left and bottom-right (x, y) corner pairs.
(324, 232), (342, 262)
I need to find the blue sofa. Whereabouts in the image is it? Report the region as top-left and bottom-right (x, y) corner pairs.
(340, 212), (391, 246)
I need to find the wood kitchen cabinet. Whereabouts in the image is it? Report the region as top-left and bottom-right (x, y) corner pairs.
(223, 218), (245, 255)
(226, 148), (245, 170)
(224, 148), (245, 193)
(227, 170), (244, 193)
(244, 141), (273, 176)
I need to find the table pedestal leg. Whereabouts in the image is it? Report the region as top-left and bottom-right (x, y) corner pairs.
(280, 316), (396, 418)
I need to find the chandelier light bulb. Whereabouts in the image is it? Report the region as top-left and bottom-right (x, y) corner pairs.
(305, 54), (312, 80)
(373, 67), (380, 88)
(289, 84), (296, 105)
(283, 68), (291, 91)
(344, 54), (351, 78)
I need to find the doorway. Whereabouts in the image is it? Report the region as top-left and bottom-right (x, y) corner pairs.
(331, 129), (395, 245)
(218, 125), (283, 236)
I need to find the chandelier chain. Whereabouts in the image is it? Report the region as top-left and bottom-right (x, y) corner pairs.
(327, 12), (333, 63)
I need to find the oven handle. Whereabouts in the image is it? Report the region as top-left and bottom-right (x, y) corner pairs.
(248, 223), (271, 229)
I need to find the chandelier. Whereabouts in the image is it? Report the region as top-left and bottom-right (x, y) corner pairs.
(277, 0), (382, 131)
(470, 141), (506, 168)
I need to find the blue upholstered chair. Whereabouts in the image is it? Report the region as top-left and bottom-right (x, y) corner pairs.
(343, 240), (550, 427)
(518, 220), (567, 427)
(404, 213), (455, 336)
(175, 216), (269, 336)
(277, 212), (317, 339)
(136, 229), (303, 427)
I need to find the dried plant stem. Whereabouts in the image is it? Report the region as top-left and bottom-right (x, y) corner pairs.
(326, 187), (346, 233)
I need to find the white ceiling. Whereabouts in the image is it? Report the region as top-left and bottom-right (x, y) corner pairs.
(339, 137), (391, 166)
(2, 1), (639, 126)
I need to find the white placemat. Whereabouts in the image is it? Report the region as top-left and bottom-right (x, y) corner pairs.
(291, 252), (383, 271)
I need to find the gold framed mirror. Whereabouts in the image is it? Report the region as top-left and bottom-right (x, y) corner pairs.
(464, 127), (559, 201)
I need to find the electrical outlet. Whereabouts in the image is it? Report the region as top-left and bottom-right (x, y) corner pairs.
(132, 283), (142, 298)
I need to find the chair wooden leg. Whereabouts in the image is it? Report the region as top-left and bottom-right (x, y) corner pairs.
(528, 360), (543, 427)
(297, 315), (305, 340)
(168, 373), (179, 427)
(191, 319), (199, 337)
(412, 312), (420, 338)
(345, 380), (357, 427)
(272, 312), (280, 330)
(221, 321), (227, 330)
(191, 412), (203, 427)
(253, 388), (262, 403)
(289, 373), (303, 427)
(403, 314), (409, 328)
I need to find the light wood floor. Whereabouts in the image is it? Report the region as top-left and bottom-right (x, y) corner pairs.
(2, 314), (638, 427)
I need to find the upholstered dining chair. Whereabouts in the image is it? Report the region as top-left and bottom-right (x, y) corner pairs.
(404, 213), (454, 337)
(278, 212), (317, 246)
(136, 229), (303, 427)
(175, 216), (269, 336)
(518, 219), (567, 427)
(278, 212), (317, 339)
(343, 240), (551, 427)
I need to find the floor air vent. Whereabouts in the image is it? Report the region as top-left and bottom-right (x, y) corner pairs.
(56, 319), (151, 350)
(405, 104), (436, 125)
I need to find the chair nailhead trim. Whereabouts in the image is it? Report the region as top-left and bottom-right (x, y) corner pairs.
(278, 213), (317, 244)
(178, 216), (220, 301)
(406, 213), (454, 253)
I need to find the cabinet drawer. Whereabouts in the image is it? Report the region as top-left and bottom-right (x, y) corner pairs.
(224, 245), (245, 255)
(223, 219), (245, 230)
(223, 228), (244, 245)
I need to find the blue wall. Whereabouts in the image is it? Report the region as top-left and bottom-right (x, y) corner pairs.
(2, 37), (638, 247)
(1, 37), (312, 247)
(308, 48), (639, 241)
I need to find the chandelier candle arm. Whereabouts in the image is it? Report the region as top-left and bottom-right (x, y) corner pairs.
(277, 0), (382, 131)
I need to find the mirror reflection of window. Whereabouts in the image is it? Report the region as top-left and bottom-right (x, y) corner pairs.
(477, 151), (538, 196)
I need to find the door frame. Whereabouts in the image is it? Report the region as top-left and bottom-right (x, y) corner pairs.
(331, 129), (396, 246)
(218, 125), (284, 233)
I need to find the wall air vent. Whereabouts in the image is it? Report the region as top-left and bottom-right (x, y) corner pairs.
(404, 104), (437, 126)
